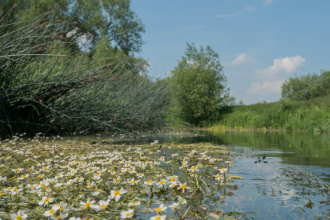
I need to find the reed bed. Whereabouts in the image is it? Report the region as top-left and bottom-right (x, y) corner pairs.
(0, 9), (173, 138)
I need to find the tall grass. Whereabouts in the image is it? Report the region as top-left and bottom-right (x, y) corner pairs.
(0, 9), (173, 137)
(210, 95), (330, 132)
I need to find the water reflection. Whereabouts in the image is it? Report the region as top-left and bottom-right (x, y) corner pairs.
(199, 130), (330, 168)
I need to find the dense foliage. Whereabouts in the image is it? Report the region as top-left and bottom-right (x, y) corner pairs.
(0, 9), (171, 137)
(211, 95), (330, 132)
(281, 70), (330, 101)
(2, 0), (145, 55)
(171, 43), (230, 125)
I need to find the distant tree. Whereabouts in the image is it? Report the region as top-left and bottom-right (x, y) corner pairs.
(281, 73), (319, 101)
(1, 0), (145, 55)
(171, 43), (228, 125)
(238, 100), (244, 106)
(281, 71), (330, 101)
(310, 70), (330, 98)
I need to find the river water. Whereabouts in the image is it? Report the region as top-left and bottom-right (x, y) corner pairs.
(191, 130), (330, 219)
(77, 130), (330, 219)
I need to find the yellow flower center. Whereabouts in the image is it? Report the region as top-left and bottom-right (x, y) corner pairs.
(125, 213), (131, 217)
(49, 209), (55, 214)
(114, 191), (120, 196)
(44, 198), (50, 203)
(16, 215), (22, 220)
(147, 180), (152, 184)
(191, 167), (196, 170)
(160, 181), (165, 185)
(155, 217), (161, 220)
(181, 185), (186, 189)
(155, 208), (161, 213)
(85, 202), (91, 207)
(100, 204), (106, 208)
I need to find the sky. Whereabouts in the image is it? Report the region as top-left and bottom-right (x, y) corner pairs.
(130, 0), (330, 105)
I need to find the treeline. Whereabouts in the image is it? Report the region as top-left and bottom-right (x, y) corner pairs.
(281, 70), (330, 101)
(0, 3), (172, 137)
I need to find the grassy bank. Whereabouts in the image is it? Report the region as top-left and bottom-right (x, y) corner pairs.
(209, 95), (330, 132)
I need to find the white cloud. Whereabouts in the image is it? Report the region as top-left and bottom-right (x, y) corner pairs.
(255, 55), (305, 79)
(264, 0), (273, 6)
(246, 80), (285, 95)
(231, 53), (256, 66)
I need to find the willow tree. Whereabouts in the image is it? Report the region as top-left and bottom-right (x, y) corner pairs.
(171, 43), (229, 125)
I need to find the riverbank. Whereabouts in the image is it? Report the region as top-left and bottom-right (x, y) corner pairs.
(209, 95), (330, 132)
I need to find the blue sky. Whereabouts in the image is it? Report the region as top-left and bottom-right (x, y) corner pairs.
(130, 0), (330, 104)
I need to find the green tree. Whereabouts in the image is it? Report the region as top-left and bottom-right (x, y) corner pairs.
(310, 70), (330, 98)
(281, 73), (319, 101)
(172, 43), (228, 125)
(281, 71), (330, 101)
(2, 0), (145, 54)
(92, 36), (149, 75)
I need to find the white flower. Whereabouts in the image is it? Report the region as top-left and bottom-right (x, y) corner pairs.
(38, 196), (54, 206)
(177, 182), (190, 193)
(136, 173), (144, 178)
(51, 212), (68, 220)
(154, 203), (167, 214)
(56, 201), (69, 212)
(157, 179), (167, 188)
(80, 198), (96, 209)
(121, 209), (134, 219)
(91, 200), (109, 211)
(10, 187), (23, 195)
(187, 166), (198, 172)
(98, 200), (110, 210)
(128, 201), (141, 206)
(110, 188), (127, 202)
(214, 173), (222, 181)
(69, 217), (81, 220)
(170, 202), (180, 210)
(219, 168), (228, 173)
(150, 215), (166, 220)
(43, 204), (60, 216)
(10, 210), (27, 220)
(144, 180), (154, 186)
(129, 178), (140, 185)
(177, 196), (187, 204)
(91, 191), (100, 196)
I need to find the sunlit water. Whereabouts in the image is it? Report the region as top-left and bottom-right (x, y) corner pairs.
(197, 130), (330, 219)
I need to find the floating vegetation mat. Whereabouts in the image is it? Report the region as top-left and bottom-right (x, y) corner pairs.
(0, 134), (329, 219)
(0, 134), (242, 219)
